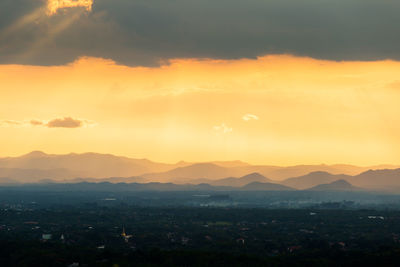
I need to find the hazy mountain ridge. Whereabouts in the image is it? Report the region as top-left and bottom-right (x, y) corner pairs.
(280, 169), (400, 191)
(281, 172), (352, 190)
(0, 167), (81, 183)
(0, 151), (187, 180)
(143, 163), (399, 182)
(2, 168), (400, 192)
(0, 152), (400, 191)
(181, 173), (273, 187)
(306, 179), (361, 191)
(142, 163), (236, 182)
(348, 169), (400, 189)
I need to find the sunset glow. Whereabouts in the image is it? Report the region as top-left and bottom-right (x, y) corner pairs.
(1, 55), (399, 165)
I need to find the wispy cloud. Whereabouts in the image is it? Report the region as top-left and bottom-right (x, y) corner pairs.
(30, 120), (44, 126)
(213, 123), (233, 134)
(1, 117), (96, 128)
(242, 114), (259, 121)
(0, 120), (25, 127)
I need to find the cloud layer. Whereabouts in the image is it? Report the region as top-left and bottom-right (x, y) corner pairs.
(1, 0), (400, 66)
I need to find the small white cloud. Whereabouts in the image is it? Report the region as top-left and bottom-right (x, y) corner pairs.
(213, 123), (233, 134)
(242, 114), (259, 121)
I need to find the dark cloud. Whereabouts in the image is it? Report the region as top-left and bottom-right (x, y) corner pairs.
(46, 117), (83, 128)
(1, 0), (400, 66)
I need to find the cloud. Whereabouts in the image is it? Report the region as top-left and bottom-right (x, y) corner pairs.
(0, 120), (25, 127)
(243, 114), (259, 121)
(47, 0), (93, 16)
(46, 117), (83, 128)
(30, 119), (44, 126)
(1, 117), (95, 128)
(213, 123), (233, 134)
(1, 0), (400, 66)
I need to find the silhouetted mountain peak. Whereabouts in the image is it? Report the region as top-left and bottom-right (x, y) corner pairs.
(281, 171), (351, 190)
(23, 151), (48, 158)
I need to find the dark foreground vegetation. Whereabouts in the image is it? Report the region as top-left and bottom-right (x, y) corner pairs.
(2, 241), (400, 267)
(2, 190), (400, 266)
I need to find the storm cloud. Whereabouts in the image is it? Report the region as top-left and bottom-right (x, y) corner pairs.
(1, 0), (400, 66)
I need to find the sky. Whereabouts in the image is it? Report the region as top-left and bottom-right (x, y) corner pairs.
(0, 0), (399, 165)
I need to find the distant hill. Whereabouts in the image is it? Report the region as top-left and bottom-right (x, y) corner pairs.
(240, 182), (294, 191)
(0, 151), (187, 181)
(186, 173), (272, 187)
(280, 168), (400, 191)
(348, 169), (400, 190)
(210, 160), (250, 168)
(143, 163), (237, 182)
(228, 164), (394, 181)
(0, 151), (399, 186)
(281, 171), (351, 190)
(307, 179), (360, 191)
(4, 168), (400, 191)
(147, 163), (398, 183)
(0, 167), (80, 183)
(0, 152), (253, 183)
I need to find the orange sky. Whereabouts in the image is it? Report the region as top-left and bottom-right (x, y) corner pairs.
(1, 55), (400, 165)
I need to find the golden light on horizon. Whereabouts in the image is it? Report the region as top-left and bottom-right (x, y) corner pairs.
(1, 55), (400, 165)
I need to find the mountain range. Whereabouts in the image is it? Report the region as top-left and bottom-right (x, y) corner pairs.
(0, 151), (400, 191)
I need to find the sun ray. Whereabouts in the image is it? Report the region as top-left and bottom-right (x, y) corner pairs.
(0, 7), (45, 42)
(15, 10), (83, 61)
